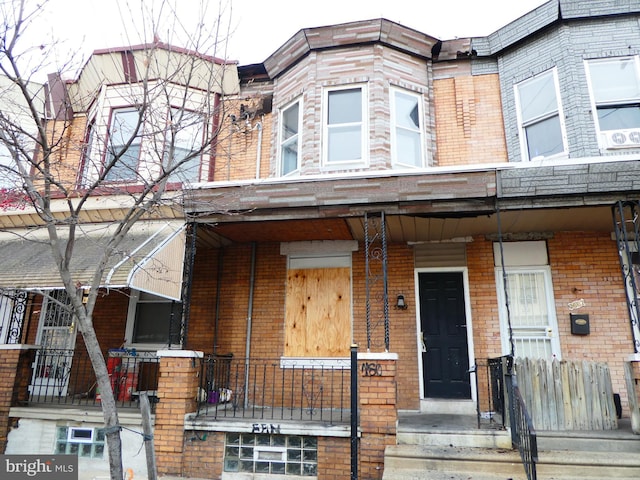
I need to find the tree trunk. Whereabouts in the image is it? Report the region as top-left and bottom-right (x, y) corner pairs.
(76, 314), (124, 480)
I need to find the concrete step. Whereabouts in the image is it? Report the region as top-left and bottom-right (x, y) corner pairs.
(383, 445), (640, 480)
(536, 422), (640, 453)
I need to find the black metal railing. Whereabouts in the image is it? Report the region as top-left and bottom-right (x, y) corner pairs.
(196, 356), (351, 425)
(473, 356), (511, 429)
(506, 370), (538, 480)
(28, 348), (160, 410)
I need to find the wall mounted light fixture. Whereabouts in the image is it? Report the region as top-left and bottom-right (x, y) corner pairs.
(396, 294), (408, 310)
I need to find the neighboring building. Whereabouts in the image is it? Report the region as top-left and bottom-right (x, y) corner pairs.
(1, 1), (640, 479)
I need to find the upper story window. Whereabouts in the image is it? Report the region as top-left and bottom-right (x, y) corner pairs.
(323, 85), (367, 166)
(105, 108), (142, 182)
(514, 68), (566, 161)
(279, 99), (301, 176)
(585, 56), (640, 149)
(166, 108), (204, 184)
(391, 87), (424, 168)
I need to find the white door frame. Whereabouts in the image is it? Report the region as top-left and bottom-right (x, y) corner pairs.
(414, 267), (477, 404)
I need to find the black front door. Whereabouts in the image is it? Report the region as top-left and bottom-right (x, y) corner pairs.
(419, 272), (471, 399)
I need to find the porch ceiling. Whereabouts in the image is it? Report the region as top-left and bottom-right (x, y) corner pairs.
(195, 205), (615, 247)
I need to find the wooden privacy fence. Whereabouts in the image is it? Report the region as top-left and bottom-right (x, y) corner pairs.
(515, 358), (617, 431)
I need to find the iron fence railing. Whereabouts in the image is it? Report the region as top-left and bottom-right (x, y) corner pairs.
(506, 369), (538, 480)
(473, 356), (511, 429)
(28, 348), (159, 410)
(196, 355), (351, 424)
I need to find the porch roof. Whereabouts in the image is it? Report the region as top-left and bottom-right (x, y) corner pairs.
(0, 220), (185, 300)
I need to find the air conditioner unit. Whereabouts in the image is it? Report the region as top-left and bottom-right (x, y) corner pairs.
(602, 129), (640, 149)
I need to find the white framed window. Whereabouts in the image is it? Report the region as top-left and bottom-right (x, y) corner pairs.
(104, 108), (142, 182)
(514, 69), (567, 161)
(391, 87), (424, 168)
(585, 56), (640, 148)
(125, 290), (182, 349)
(165, 107), (204, 184)
(323, 85), (367, 166)
(279, 98), (302, 176)
(494, 241), (561, 359)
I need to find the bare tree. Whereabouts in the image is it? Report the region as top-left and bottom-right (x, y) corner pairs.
(0, 1), (237, 478)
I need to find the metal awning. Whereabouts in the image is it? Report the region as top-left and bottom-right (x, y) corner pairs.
(0, 221), (186, 301)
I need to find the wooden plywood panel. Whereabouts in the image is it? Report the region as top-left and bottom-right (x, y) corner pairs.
(285, 267), (351, 357)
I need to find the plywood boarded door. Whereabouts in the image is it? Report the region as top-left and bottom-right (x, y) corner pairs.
(285, 267), (351, 357)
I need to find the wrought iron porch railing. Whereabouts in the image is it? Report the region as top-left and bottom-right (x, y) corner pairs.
(28, 348), (160, 411)
(196, 355), (351, 425)
(506, 370), (538, 480)
(473, 356), (511, 429)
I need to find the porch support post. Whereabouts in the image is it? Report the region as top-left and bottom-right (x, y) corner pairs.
(357, 351), (398, 480)
(624, 355), (640, 434)
(154, 350), (203, 475)
(0, 345), (37, 452)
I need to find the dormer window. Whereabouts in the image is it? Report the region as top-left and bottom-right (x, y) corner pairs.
(323, 85), (367, 166)
(104, 108), (142, 182)
(514, 68), (567, 161)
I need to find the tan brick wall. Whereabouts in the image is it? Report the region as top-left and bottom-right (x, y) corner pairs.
(548, 232), (632, 402)
(155, 355), (201, 475)
(434, 74), (508, 166)
(468, 234), (633, 412)
(358, 358), (398, 479)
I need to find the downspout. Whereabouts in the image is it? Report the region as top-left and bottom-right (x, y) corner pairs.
(244, 242), (257, 407)
(213, 247), (224, 355)
(254, 121), (263, 179)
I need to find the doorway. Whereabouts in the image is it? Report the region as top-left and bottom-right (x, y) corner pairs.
(418, 271), (471, 399)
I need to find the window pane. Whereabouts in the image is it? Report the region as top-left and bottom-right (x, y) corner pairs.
(590, 58), (640, 103)
(395, 92), (420, 130)
(281, 102), (300, 175)
(133, 301), (181, 344)
(110, 110), (139, 146)
(328, 89), (361, 124)
(525, 115), (563, 159)
(282, 140), (298, 175)
(105, 146), (141, 182)
(328, 125), (361, 162)
(597, 105), (640, 131)
(396, 128), (421, 166)
(518, 72), (558, 122)
(167, 109), (203, 184)
(106, 109), (141, 182)
(282, 103), (299, 140)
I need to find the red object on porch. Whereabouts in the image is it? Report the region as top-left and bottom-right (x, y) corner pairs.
(117, 366), (139, 402)
(96, 356), (123, 402)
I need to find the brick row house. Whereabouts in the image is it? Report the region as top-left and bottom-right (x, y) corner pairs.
(1, 0), (640, 479)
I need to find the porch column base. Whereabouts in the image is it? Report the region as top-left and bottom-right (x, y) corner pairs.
(358, 351), (398, 480)
(154, 350), (203, 475)
(624, 356), (640, 434)
(0, 345), (38, 452)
